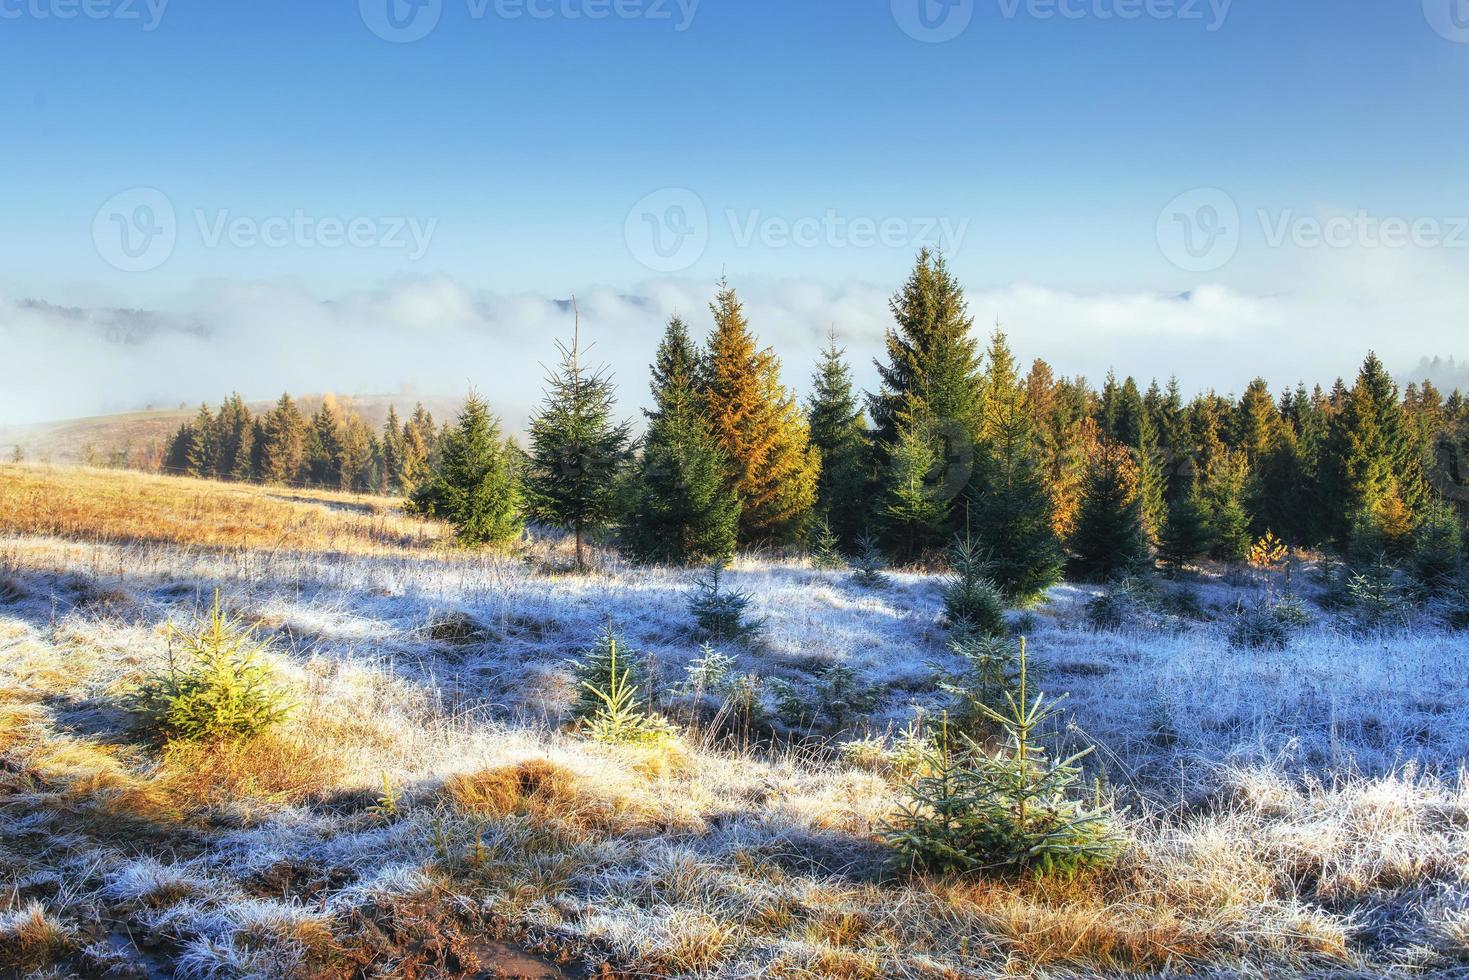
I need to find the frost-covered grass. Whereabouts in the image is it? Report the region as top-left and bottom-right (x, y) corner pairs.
(1, 475), (1467, 977)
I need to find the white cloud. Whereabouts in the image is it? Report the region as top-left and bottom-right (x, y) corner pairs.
(2, 249), (1466, 428)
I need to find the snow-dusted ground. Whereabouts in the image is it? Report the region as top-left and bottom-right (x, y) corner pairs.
(2, 530), (1468, 977)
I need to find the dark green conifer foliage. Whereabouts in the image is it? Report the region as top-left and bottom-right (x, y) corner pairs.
(880, 419), (948, 562)
(870, 249), (983, 448)
(215, 394), (255, 482)
(1201, 451), (1252, 561)
(525, 308), (633, 571)
(1323, 353), (1428, 547)
(807, 329), (871, 549)
(1157, 493), (1211, 569)
(259, 394), (306, 485)
(412, 392), (522, 547)
(381, 405), (406, 494)
(306, 402), (344, 489)
(626, 316), (739, 566)
(967, 332), (1064, 604)
(164, 420), (197, 475)
(186, 404), (217, 478)
(1070, 442), (1151, 581)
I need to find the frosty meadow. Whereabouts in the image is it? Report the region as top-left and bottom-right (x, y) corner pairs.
(2, 252), (1469, 977)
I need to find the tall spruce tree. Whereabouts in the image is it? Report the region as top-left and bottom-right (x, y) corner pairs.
(703, 280), (819, 545)
(966, 331), (1064, 603)
(880, 418), (948, 561)
(259, 394), (307, 485)
(1070, 440), (1151, 581)
(400, 403), (437, 501)
(339, 412), (379, 493)
(626, 315), (740, 566)
(1106, 376), (1166, 541)
(381, 405), (406, 494)
(1158, 492), (1211, 569)
(163, 420), (197, 475)
(870, 248), (984, 448)
(413, 392), (522, 547)
(524, 308), (633, 571)
(215, 394), (255, 482)
(186, 404), (218, 478)
(1323, 353), (1428, 548)
(306, 401), (344, 489)
(807, 328), (870, 550)
(1200, 441), (1252, 561)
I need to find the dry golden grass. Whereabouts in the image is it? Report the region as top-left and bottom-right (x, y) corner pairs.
(0, 902), (77, 974)
(160, 732), (343, 811)
(0, 463), (445, 555)
(441, 758), (645, 836)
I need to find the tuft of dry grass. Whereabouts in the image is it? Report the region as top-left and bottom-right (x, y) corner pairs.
(0, 463), (444, 554)
(440, 758), (661, 837)
(160, 732), (343, 812)
(0, 902), (77, 973)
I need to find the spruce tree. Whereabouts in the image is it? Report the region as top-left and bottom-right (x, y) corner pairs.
(186, 404), (217, 478)
(413, 392), (522, 547)
(524, 308), (633, 571)
(216, 394), (255, 482)
(967, 331), (1063, 603)
(400, 403), (437, 500)
(259, 394), (307, 485)
(626, 316), (740, 566)
(1197, 427), (1252, 561)
(1105, 376), (1166, 541)
(381, 405), (406, 494)
(306, 401), (344, 489)
(1157, 493), (1211, 569)
(880, 419), (947, 561)
(703, 280), (819, 545)
(870, 248), (984, 448)
(807, 329), (870, 549)
(163, 420), (197, 476)
(1323, 353), (1428, 548)
(1070, 440), (1151, 581)
(339, 412), (380, 493)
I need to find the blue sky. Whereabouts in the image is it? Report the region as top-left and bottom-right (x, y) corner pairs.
(2, 0), (1468, 421)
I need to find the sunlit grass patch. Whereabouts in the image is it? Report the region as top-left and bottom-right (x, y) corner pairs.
(0, 901), (76, 974)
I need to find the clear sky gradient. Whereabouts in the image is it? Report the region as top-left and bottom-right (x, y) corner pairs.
(2, 0), (1467, 422)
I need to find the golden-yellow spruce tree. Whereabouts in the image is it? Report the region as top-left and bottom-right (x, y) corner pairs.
(704, 280), (819, 545)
